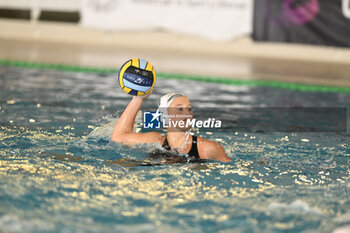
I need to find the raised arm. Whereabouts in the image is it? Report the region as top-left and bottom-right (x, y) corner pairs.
(111, 91), (163, 145)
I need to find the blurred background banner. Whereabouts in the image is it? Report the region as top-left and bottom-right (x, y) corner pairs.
(253, 0), (350, 47)
(81, 0), (253, 41)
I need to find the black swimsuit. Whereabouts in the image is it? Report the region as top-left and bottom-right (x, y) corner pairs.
(162, 135), (200, 159)
(148, 135), (202, 163)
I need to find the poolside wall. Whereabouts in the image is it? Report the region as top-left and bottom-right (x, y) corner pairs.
(0, 0), (350, 87)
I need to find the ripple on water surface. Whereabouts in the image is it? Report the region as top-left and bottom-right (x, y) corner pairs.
(0, 66), (350, 233)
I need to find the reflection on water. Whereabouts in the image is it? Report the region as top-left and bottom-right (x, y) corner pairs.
(0, 66), (350, 233)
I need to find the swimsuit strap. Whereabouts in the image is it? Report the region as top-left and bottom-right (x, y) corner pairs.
(162, 135), (200, 159)
(162, 136), (171, 150)
(188, 136), (200, 159)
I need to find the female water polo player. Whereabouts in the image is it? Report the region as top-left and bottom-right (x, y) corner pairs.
(111, 91), (232, 163)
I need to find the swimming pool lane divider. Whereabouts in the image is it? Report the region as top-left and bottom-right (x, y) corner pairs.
(1, 59), (350, 94)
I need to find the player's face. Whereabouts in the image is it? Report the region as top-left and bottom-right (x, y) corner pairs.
(167, 96), (193, 131)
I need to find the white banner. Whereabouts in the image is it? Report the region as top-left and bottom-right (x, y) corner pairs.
(81, 0), (253, 41)
(0, 0), (80, 11)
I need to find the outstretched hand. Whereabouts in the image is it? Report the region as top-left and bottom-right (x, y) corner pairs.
(132, 88), (153, 101)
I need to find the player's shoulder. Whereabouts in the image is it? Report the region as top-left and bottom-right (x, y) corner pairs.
(197, 136), (232, 162)
(196, 136), (224, 159)
(196, 136), (221, 147)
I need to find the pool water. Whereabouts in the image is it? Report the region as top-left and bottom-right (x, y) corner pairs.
(0, 66), (350, 232)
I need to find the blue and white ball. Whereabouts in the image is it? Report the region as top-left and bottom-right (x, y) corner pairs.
(118, 58), (156, 96)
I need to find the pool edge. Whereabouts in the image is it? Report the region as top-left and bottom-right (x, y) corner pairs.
(1, 59), (350, 94)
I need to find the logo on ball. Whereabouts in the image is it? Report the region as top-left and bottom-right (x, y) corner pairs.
(118, 58), (156, 96)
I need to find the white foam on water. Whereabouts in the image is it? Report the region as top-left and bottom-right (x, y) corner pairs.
(86, 119), (117, 139)
(335, 212), (350, 223)
(268, 199), (322, 215)
(0, 214), (55, 233)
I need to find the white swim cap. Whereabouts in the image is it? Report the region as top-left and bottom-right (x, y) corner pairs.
(157, 92), (185, 122)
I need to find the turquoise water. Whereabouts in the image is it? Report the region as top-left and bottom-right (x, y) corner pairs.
(0, 66), (350, 232)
